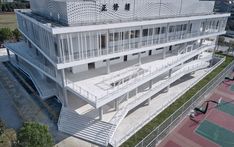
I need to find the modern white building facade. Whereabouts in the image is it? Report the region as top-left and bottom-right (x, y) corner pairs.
(5, 0), (229, 146)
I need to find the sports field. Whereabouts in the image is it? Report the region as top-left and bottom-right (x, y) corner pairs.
(0, 13), (17, 30)
(158, 73), (234, 147)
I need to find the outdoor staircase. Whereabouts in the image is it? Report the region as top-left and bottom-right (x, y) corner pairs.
(109, 60), (210, 145)
(58, 107), (116, 146)
(10, 59), (57, 99)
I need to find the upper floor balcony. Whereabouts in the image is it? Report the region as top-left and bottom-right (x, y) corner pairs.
(65, 42), (214, 108)
(56, 29), (224, 69)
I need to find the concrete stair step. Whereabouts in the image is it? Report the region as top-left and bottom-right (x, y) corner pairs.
(58, 107), (116, 146)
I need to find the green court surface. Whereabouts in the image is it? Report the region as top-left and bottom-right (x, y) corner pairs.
(196, 120), (234, 147)
(218, 100), (234, 116)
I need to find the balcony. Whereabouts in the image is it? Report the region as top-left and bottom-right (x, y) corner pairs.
(57, 30), (221, 68)
(65, 43), (214, 108)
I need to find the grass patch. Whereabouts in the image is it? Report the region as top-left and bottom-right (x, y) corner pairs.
(0, 14), (17, 30)
(121, 54), (233, 147)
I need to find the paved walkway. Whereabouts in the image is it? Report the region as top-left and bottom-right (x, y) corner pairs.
(0, 63), (22, 129)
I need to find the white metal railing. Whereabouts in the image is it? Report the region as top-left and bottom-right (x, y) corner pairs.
(66, 79), (98, 103)
(97, 44), (214, 102)
(65, 44), (214, 106)
(6, 42), (56, 78)
(10, 58), (57, 98)
(109, 61), (209, 128)
(56, 30), (221, 64)
(113, 56), (227, 147)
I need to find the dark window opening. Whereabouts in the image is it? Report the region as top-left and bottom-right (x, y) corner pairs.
(88, 63), (95, 70)
(125, 3), (130, 11)
(143, 29), (148, 37)
(169, 26), (175, 33)
(149, 50), (152, 56)
(124, 55), (128, 62)
(101, 4), (107, 11)
(169, 46), (172, 51)
(113, 3), (119, 11)
(155, 27), (160, 35)
(161, 27), (166, 34)
(100, 35), (106, 49)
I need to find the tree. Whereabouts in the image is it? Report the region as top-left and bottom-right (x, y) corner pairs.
(0, 28), (13, 43)
(17, 122), (53, 147)
(12, 28), (21, 41)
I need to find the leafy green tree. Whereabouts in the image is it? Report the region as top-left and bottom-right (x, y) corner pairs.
(17, 122), (53, 147)
(0, 28), (13, 43)
(12, 28), (21, 41)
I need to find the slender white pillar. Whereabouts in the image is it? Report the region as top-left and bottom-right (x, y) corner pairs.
(126, 92), (129, 100)
(114, 99), (119, 111)
(166, 69), (172, 92)
(163, 47), (166, 59)
(106, 59), (110, 74)
(138, 53), (142, 65)
(99, 107), (103, 120)
(61, 69), (68, 107)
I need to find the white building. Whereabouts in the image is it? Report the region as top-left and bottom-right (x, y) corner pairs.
(5, 0), (229, 146)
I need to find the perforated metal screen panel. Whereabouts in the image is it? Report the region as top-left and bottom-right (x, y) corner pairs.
(30, 0), (215, 25)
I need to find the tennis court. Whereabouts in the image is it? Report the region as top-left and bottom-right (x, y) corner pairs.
(158, 76), (234, 147)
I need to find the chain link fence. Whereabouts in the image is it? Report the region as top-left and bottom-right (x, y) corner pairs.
(135, 59), (234, 147)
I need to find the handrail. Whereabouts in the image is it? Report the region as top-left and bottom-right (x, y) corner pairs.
(123, 56), (229, 147)
(56, 30), (221, 64)
(97, 44), (214, 102)
(112, 56), (226, 146)
(108, 60), (210, 145)
(65, 44), (214, 107)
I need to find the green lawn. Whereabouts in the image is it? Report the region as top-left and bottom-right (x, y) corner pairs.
(121, 55), (234, 147)
(0, 14), (17, 30)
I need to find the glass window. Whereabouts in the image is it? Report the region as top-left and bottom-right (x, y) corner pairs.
(130, 30), (135, 38)
(169, 26), (175, 33)
(155, 27), (160, 35)
(183, 24), (187, 31)
(149, 28), (153, 36)
(143, 29), (148, 37)
(124, 31), (129, 39)
(109, 33), (114, 41)
(161, 27), (166, 34)
(114, 32), (119, 41)
(135, 30), (140, 38)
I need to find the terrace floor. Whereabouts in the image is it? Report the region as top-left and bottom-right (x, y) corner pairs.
(66, 45), (211, 102)
(66, 56), (223, 146)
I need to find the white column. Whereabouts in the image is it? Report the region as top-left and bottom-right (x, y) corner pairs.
(163, 47), (166, 59)
(106, 59), (110, 74)
(147, 80), (153, 105)
(114, 99), (119, 111)
(126, 92), (129, 101)
(61, 69), (68, 107)
(166, 69), (172, 92)
(99, 107), (103, 120)
(138, 53), (142, 65)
